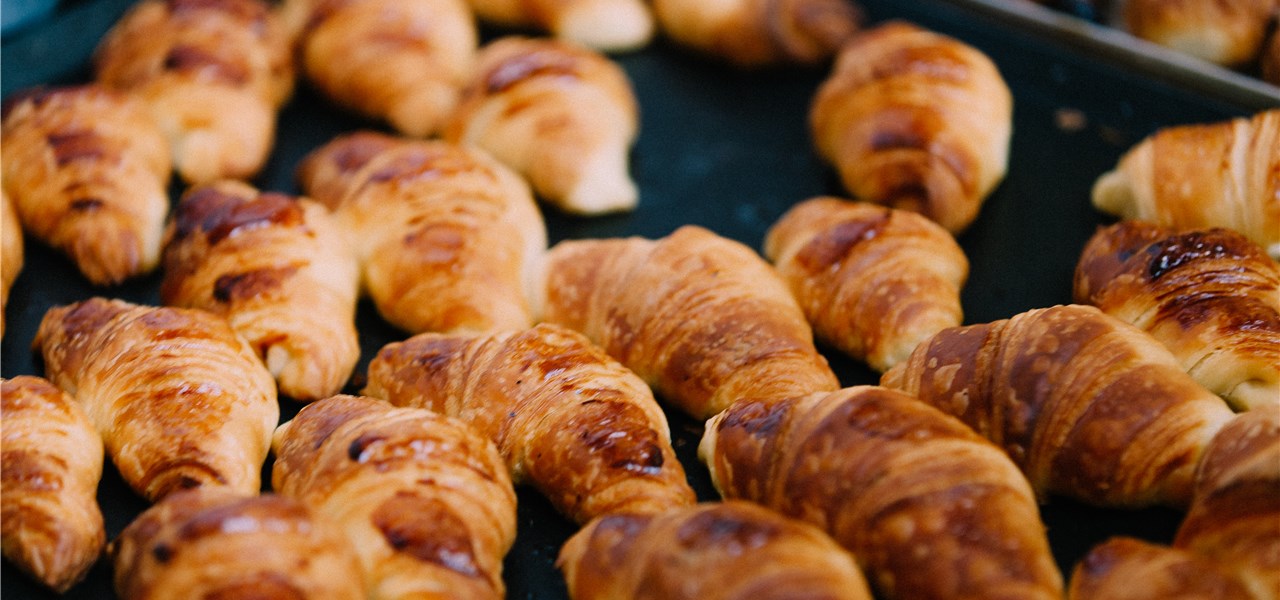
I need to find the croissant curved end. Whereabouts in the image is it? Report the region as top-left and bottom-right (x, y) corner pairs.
(1090, 168), (1135, 217)
(556, 1), (655, 53)
(560, 149), (639, 215)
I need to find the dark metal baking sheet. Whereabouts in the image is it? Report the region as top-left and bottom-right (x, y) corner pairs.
(2, 0), (1273, 598)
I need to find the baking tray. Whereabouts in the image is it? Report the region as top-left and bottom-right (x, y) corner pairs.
(2, 0), (1275, 598)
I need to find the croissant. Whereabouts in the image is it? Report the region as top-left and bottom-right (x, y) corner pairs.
(543, 225), (838, 420)
(1, 189), (21, 337)
(810, 21), (1012, 234)
(364, 323), (696, 524)
(1121, 0), (1275, 67)
(281, 0), (475, 138)
(463, 0), (654, 52)
(1, 376), (105, 593)
(112, 488), (364, 600)
(272, 395), (517, 600)
(1263, 29), (1280, 85)
(765, 196), (967, 372)
(557, 501), (875, 600)
(297, 132), (545, 334)
(1069, 537), (1260, 600)
(652, 0), (861, 67)
(443, 36), (640, 215)
(1075, 221), (1280, 412)
(0, 84), (170, 285)
(881, 303), (1236, 508)
(94, 0), (294, 184)
(701, 386), (1062, 600)
(33, 297), (278, 502)
(161, 180), (360, 402)
(1092, 109), (1280, 259)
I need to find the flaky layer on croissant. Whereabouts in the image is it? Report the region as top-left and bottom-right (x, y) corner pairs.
(1075, 221), (1280, 412)
(463, 0), (654, 52)
(1, 189), (22, 338)
(557, 501), (875, 600)
(1121, 0), (1276, 67)
(365, 323), (696, 524)
(543, 225), (838, 420)
(161, 180), (360, 402)
(882, 304), (1235, 509)
(701, 386), (1062, 600)
(281, 0), (475, 138)
(272, 395), (517, 600)
(443, 36), (640, 215)
(810, 21), (1012, 234)
(1, 84), (170, 285)
(765, 196), (968, 372)
(112, 488), (364, 600)
(653, 0), (861, 67)
(297, 131), (546, 335)
(1092, 109), (1280, 260)
(34, 297), (278, 502)
(94, 0), (294, 184)
(1069, 537), (1260, 600)
(1, 376), (105, 593)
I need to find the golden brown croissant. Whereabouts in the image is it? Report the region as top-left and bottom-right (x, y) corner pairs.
(1, 189), (21, 337)
(652, 0), (861, 67)
(1263, 29), (1280, 85)
(297, 131), (546, 335)
(1121, 0), (1276, 67)
(161, 180), (360, 402)
(94, 0), (294, 184)
(1069, 537), (1260, 600)
(33, 297), (278, 502)
(443, 36), (640, 215)
(543, 225), (838, 420)
(881, 303), (1236, 508)
(272, 395), (517, 600)
(0, 84), (170, 285)
(557, 501), (875, 600)
(1092, 109), (1280, 259)
(765, 196), (967, 372)
(810, 21), (1012, 234)
(364, 323), (696, 524)
(112, 488), (365, 600)
(281, 0), (475, 138)
(1, 376), (105, 593)
(701, 386), (1063, 600)
(1075, 221), (1280, 412)
(464, 0), (654, 52)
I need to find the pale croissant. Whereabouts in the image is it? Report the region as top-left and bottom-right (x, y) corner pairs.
(653, 0), (861, 67)
(464, 0), (654, 52)
(1, 189), (22, 337)
(1122, 0), (1276, 67)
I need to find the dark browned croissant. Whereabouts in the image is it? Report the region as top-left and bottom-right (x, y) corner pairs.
(701, 386), (1063, 600)
(1263, 29), (1280, 85)
(112, 488), (365, 599)
(34, 297), (278, 502)
(543, 225), (838, 420)
(810, 21), (1012, 234)
(463, 0), (654, 52)
(297, 131), (546, 335)
(1, 189), (21, 337)
(557, 501), (875, 600)
(364, 323), (696, 524)
(765, 196), (968, 372)
(161, 180), (360, 402)
(882, 304), (1235, 508)
(653, 0), (861, 67)
(1, 376), (105, 593)
(1069, 537), (1260, 600)
(94, 0), (294, 184)
(1122, 0), (1276, 67)
(1, 84), (170, 285)
(1075, 221), (1280, 412)
(272, 395), (517, 600)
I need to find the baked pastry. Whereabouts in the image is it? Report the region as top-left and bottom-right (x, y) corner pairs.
(881, 304), (1236, 508)
(765, 196), (968, 372)
(1, 84), (170, 285)
(272, 395), (517, 600)
(1069, 537), (1259, 600)
(701, 386), (1063, 600)
(1263, 29), (1280, 85)
(112, 488), (364, 599)
(1075, 221), (1280, 411)
(1, 189), (22, 337)
(33, 297), (278, 502)
(810, 21), (1012, 233)
(161, 180), (360, 402)
(543, 225), (838, 420)
(1122, 0), (1276, 67)
(443, 36), (640, 215)
(652, 0), (861, 67)
(297, 131), (546, 335)
(1092, 109), (1280, 259)
(94, 0), (294, 184)
(557, 501), (875, 600)
(463, 0), (654, 52)
(364, 323), (696, 524)
(1, 376), (105, 593)
(281, 0), (475, 137)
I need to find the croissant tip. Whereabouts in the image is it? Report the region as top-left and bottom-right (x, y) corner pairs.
(556, 1), (655, 53)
